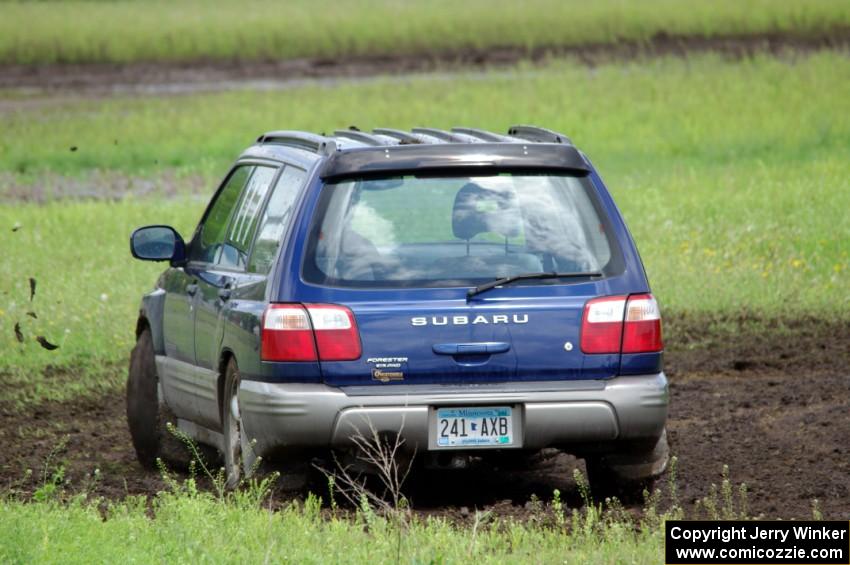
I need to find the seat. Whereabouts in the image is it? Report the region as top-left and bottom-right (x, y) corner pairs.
(432, 182), (542, 278)
(451, 182), (522, 248)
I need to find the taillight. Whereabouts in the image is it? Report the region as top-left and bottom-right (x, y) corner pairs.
(580, 294), (662, 354)
(621, 294), (663, 353)
(261, 304), (361, 362)
(306, 304), (362, 361)
(581, 296), (626, 353)
(261, 305), (317, 361)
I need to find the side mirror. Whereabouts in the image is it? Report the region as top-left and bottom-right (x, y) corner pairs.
(130, 225), (186, 264)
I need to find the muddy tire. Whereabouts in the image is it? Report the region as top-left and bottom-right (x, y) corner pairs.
(126, 327), (186, 468)
(585, 429), (669, 503)
(222, 357), (256, 488)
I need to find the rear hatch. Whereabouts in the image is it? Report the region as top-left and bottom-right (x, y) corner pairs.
(298, 171), (627, 387)
(315, 291), (619, 387)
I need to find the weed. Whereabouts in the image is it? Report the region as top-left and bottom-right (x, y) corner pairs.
(31, 435), (68, 502)
(812, 499), (823, 521)
(326, 475), (338, 515)
(316, 418), (415, 518)
(551, 488), (567, 527)
(694, 464), (750, 520)
(467, 509), (493, 557)
(155, 423), (280, 509)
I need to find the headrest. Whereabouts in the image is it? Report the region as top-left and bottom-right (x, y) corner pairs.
(452, 182), (521, 240)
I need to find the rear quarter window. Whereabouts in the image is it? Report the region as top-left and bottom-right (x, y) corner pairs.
(248, 166), (307, 273)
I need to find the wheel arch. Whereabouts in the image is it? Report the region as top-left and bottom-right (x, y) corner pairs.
(139, 288), (167, 355)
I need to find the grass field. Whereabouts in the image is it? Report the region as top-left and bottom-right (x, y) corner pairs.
(0, 489), (667, 563)
(4, 54), (848, 180)
(1, 0), (849, 66)
(2, 52), (849, 405)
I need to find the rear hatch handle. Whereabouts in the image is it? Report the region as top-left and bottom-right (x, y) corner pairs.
(433, 342), (511, 355)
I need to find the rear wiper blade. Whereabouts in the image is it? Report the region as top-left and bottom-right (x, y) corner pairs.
(467, 271), (603, 300)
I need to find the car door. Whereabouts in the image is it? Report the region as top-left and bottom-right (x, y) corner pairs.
(159, 164), (254, 422)
(222, 165), (309, 386)
(191, 165), (280, 428)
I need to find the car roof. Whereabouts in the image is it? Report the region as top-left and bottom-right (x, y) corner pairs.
(237, 125), (590, 178)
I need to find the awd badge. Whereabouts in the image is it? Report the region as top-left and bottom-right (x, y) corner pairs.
(367, 356), (408, 382)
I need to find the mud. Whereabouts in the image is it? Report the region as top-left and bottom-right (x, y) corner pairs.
(0, 171), (211, 203)
(1, 316), (848, 520)
(2, 29), (849, 96)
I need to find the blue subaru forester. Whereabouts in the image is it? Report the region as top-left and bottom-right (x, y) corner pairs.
(128, 125), (668, 496)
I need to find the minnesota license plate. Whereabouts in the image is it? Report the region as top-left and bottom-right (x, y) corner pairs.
(434, 406), (513, 448)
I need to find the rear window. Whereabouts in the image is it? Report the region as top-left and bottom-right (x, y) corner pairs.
(302, 173), (622, 288)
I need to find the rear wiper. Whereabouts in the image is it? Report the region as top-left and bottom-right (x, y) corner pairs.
(467, 271), (603, 300)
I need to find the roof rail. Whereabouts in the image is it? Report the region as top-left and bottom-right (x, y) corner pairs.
(258, 131), (337, 155)
(507, 125), (572, 145)
(451, 127), (518, 142)
(412, 127), (476, 143)
(372, 128), (428, 144)
(333, 129), (393, 146)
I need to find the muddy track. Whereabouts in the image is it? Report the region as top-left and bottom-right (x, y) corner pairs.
(3, 29), (850, 94)
(1, 317), (848, 520)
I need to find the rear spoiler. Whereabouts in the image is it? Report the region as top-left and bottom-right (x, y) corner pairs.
(319, 143), (591, 181)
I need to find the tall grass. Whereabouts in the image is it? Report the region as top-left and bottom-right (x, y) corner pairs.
(0, 456), (760, 563)
(0, 490), (663, 563)
(1, 0), (849, 66)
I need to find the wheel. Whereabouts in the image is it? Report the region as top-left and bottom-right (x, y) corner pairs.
(222, 357), (256, 488)
(584, 429), (669, 503)
(126, 327), (186, 468)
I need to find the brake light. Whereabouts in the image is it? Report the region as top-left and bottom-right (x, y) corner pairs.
(580, 294), (662, 354)
(580, 296), (626, 353)
(306, 304), (362, 361)
(621, 294), (663, 353)
(261, 305), (317, 361)
(261, 304), (361, 362)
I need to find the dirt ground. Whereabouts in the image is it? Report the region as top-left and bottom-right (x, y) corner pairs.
(2, 29), (849, 95)
(1, 316), (848, 520)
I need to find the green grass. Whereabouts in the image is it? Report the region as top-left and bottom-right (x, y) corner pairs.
(0, 454), (762, 564)
(0, 460), (753, 563)
(2, 52), (849, 404)
(1, 0), (849, 66)
(0, 491), (663, 564)
(3, 53), (848, 180)
(0, 199), (200, 405)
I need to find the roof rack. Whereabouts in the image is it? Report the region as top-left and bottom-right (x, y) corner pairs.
(411, 127), (476, 143)
(372, 128), (428, 144)
(507, 125), (572, 145)
(333, 129), (394, 146)
(255, 125), (575, 157)
(451, 127), (519, 142)
(258, 131), (337, 155)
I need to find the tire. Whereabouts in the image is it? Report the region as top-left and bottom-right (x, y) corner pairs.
(585, 429), (669, 503)
(222, 357), (255, 488)
(126, 327), (186, 468)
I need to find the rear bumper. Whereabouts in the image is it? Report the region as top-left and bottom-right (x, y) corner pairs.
(239, 373), (668, 457)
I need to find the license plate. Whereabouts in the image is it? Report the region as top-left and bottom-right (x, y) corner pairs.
(434, 406), (513, 448)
